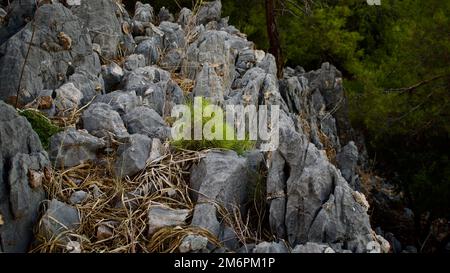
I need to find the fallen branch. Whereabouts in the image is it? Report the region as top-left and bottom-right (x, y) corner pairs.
(15, 0), (38, 108)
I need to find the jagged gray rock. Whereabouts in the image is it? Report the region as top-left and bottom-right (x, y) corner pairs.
(0, 0), (36, 45)
(101, 62), (124, 92)
(114, 133), (151, 178)
(305, 62), (353, 145)
(279, 65), (342, 151)
(158, 7), (175, 23)
(190, 151), (250, 240)
(94, 90), (141, 115)
(236, 48), (257, 76)
(179, 235), (208, 253)
(0, 3), (102, 104)
(49, 128), (106, 168)
(159, 21), (185, 50)
(82, 103), (129, 139)
(253, 241), (289, 253)
(122, 66), (170, 96)
(196, 0), (222, 26)
(257, 53), (277, 77)
(2, 153), (49, 252)
(133, 1), (154, 23)
(190, 151), (250, 211)
(0, 101), (49, 253)
(183, 30), (245, 95)
(54, 83), (84, 114)
(124, 71), (184, 116)
(160, 48), (183, 72)
(230, 66), (288, 111)
(0, 0), (388, 254)
(69, 190), (88, 205)
(336, 141), (360, 189)
(69, 72), (105, 105)
(135, 37), (162, 65)
(38, 199), (79, 242)
(267, 109), (374, 252)
(292, 242), (335, 253)
(177, 8), (193, 29)
(124, 54), (146, 71)
(147, 203), (190, 235)
(122, 106), (170, 140)
(193, 63), (224, 103)
(71, 0), (123, 59)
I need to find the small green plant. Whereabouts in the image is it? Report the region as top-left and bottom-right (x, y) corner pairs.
(171, 98), (255, 155)
(19, 109), (62, 149)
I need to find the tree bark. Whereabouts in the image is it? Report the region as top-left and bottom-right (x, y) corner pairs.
(265, 0), (284, 79)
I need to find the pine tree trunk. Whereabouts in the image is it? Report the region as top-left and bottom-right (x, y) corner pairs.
(265, 0), (284, 79)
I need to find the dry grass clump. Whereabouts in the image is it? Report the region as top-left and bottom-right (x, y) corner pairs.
(171, 72), (195, 95)
(358, 168), (376, 196)
(319, 129), (337, 164)
(148, 226), (221, 253)
(32, 147), (216, 253)
(51, 97), (96, 128)
(297, 111), (312, 137)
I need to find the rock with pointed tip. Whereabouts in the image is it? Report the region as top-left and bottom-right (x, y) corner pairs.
(114, 134), (152, 178)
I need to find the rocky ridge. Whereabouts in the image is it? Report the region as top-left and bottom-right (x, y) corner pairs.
(0, 0), (394, 253)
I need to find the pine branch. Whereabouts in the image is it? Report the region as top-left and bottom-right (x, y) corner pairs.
(384, 74), (449, 94)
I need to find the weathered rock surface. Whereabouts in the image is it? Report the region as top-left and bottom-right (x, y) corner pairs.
(71, 0), (123, 59)
(147, 203), (190, 235)
(0, 0), (36, 45)
(267, 110), (374, 253)
(0, 101), (49, 252)
(54, 83), (84, 114)
(183, 30), (245, 95)
(179, 235), (208, 253)
(292, 242), (335, 253)
(38, 199), (79, 242)
(159, 21), (185, 50)
(253, 241), (289, 253)
(177, 8), (193, 29)
(124, 54), (146, 71)
(49, 128), (106, 168)
(133, 1), (154, 23)
(122, 106), (170, 140)
(190, 151), (250, 241)
(82, 103), (129, 139)
(196, 0), (222, 26)
(336, 141), (360, 189)
(94, 90), (141, 116)
(121, 66), (183, 116)
(69, 190), (88, 205)
(101, 62), (124, 92)
(135, 38), (162, 65)
(158, 7), (175, 23)
(0, 0), (392, 254)
(114, 134), (151, 178)
(0, 3), (102, 104)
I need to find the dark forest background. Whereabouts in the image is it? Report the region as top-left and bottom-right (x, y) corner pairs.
(130, 0), (450, 221)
